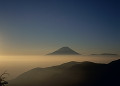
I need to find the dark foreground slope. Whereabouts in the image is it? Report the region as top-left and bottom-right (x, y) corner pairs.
(9, 59), (120, 86)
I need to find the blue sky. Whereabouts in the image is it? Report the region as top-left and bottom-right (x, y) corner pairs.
(0, 0), (120, 55)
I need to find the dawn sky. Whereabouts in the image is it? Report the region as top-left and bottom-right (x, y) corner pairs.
(0, 0), (120, 55)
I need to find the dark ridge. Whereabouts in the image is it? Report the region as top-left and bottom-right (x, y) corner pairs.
(91, 53), (118, 55)
(109, 59), (120, 65)
(101, 53), (118, 55)
(9, 59), (120, 86)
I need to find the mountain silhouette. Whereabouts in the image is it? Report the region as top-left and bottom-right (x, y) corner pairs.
(91, 53), (118, 56)
(47, 47), (80, 55)
(9, 59), (120, 86)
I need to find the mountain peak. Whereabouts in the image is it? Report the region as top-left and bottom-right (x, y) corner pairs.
(47, 47), (80, 55)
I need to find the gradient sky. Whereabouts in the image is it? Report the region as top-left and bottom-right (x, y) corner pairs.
(0, 0), (120, 55)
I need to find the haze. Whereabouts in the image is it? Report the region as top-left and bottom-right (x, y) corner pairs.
(0, 55), (119, 80)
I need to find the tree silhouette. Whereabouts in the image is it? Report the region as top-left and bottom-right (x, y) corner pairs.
(0, 71), (8, 86)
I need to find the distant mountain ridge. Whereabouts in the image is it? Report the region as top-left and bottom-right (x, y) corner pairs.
(9, 59), (120, 86)
(47, 47), (80, 55)
(91, 53), (118, 55)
